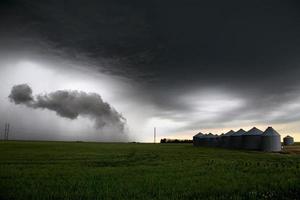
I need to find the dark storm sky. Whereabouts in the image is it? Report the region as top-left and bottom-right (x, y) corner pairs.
(1, 0), (300, 141)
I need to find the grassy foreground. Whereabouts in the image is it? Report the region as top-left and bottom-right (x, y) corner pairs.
(0, 141), (300, 200)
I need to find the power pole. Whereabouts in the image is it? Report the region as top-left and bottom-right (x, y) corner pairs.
(7, 123), (10, 140)
(4, 123), (7, 140)
(154, 127), (156, 144)
(4, 123), (10, 141)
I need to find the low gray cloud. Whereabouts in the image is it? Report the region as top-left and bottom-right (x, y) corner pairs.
(9, 84), (126, 133)
(145, 84), (300, 133)
(9, 84), (34, 104)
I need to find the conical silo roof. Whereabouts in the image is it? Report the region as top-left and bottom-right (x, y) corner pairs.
(231, 129), (246, 136)
(244, 127), (263, 136)
(202, 134), (208, 138)
(284, 135), (293, 139)
(262, 127), (280, 136)
(224, 130), (235, 137)
(194, 132), (204, 138)
(207, 133), (216, 138)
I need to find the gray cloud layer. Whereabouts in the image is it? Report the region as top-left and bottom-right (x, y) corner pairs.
(2, 1), (300, 139)
(9, 84), (126, 133)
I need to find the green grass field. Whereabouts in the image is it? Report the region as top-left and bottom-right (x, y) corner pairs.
(0, 141), (300, 200)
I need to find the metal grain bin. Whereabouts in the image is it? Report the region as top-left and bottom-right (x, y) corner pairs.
(261, 127), (281, 152)
(193, 132), (204, 146)
(202, 134), (210, 146)
(242, 127), (263, 150)
(217, 133), (224, 147)
(220, 134), (226, 147)
(283, 135), (294, 146)
(203, 133), (212, 147)
(230, 129), (246, 149)
(222, 130), (235, 148)
(206, 133), (218, 147)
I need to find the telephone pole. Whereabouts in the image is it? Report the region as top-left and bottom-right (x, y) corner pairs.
(4, 123), (7, 140)
(7, 123), (10, 140)
(4, 123), (10, 140)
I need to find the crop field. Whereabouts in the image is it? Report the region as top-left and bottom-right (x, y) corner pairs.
(0, 141), (300, 200)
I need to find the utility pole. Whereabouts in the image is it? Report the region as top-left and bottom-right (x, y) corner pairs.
(4, 123), (7, 140)
(154, 127), (156, 144)
(7, 123), (10, 140)
(4, 123), (10, 141)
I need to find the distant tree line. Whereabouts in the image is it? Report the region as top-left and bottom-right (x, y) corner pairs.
(160, 138), (193, 143)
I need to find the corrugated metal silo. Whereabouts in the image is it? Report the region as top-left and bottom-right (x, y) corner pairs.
(222, 130), (235, 148)
(206, 133), (218, 147)
(213, 134), (219, 147)
(204, 133), (212, 147)
(202, 134), (210, 146)
(261, 127), (281, 152)
(283, 135), (294, 146)
(242, 127), (263, 150)
(217, 133), (224, 147)
(193, 132), (204, 146)
(230, 129), (246, 149)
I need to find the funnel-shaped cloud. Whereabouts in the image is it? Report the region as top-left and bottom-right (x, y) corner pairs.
(9, 84), (126, 133)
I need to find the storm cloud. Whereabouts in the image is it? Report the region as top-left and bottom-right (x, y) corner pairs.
(9, 84), (34, 104)
(9, 84), (126, 133)
(2, 0), (300, 141)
